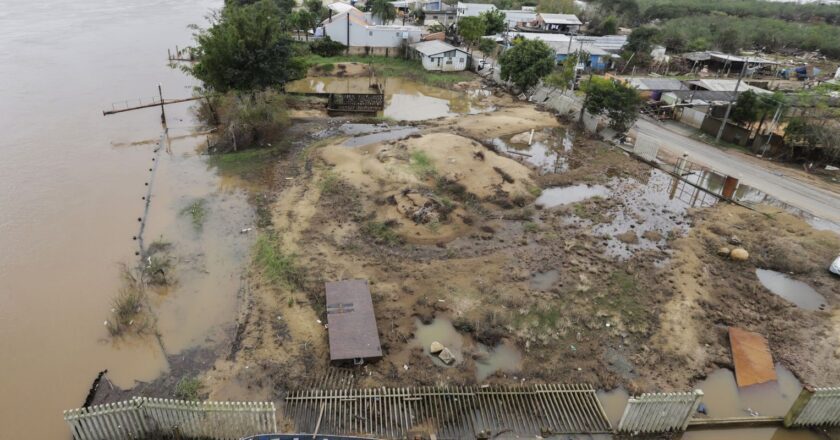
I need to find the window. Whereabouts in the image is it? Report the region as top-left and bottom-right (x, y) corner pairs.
(459, 58), (464, 63)
(369, 31), (373, 36)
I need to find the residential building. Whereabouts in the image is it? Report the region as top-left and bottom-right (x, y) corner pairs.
(423, 2), (457, 27)
(499, 32), (627, 55)
(411, 40), (470, 71)
(456, 2), (496, 18)
(321, 6), (424, 55)
(549, 40), (611, 72)
(498, 9), (537, 30)
(517, 13), (581, 33)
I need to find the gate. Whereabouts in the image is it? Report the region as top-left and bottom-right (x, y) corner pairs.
(617, 390), (703, 433)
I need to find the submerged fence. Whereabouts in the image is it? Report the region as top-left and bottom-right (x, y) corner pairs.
(63, 397), (276, 440)
(617, 390), (703, 433)
(284, 384), (611, 439)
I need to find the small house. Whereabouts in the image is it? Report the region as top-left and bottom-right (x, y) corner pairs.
(499, 9), (537, 30)
(321, 6), (424, 55)
(325, 279), (382, 365)
(549, 40), (610, 72)
(520, 13), (581, 33)
(412, 40), (469, 71)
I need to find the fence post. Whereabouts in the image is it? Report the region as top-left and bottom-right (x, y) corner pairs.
(784, 385), (815, 427)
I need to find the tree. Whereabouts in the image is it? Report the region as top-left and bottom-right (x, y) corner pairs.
(478, 38), (498, 58)
(369, 0), (397, 24)
(537, 0), (575, 14)
(499, 39), (556, 91)
(480, 10), (507, 35)
(581, 76), (642, 134)
(626, 26), (658, 53)
(589, 15), (617, 36)
(304, 0), (328, 22)
(458, 16), (486, 50)
(190, 0), (302, 92)
(544, 52), (579, 91)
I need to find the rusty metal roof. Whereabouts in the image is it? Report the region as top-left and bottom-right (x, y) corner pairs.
(326, 279), (382, 361)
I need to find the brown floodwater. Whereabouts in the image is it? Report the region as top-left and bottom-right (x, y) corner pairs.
(0, 1), (238, 438)
(285, 76), (493, 120)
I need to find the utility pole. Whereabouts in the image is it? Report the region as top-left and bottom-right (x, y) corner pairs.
(578, 67), (594, 127)
(715, 61), (748, 142)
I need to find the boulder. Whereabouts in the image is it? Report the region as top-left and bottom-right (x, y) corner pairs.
(429, 341), (444, 354)
(730, 248), (749, 261)
(717, 247), (731, 257)
(437, 347), (455, 365)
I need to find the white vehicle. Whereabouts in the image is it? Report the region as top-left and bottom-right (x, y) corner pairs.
(831, 255), (840, 276)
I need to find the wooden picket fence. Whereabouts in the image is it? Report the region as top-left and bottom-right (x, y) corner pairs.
(64, 397), (276, 440)
(617, 390), (703, 433)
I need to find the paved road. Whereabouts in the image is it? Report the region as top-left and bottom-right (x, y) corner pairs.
(634, 118), (840, 223)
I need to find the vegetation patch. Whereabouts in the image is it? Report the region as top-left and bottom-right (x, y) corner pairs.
(174, 376), (203, 401)
(300, 54), (474, 89)
(107, 266), (150, 337)
(254, 233), (306, 290)
(180, 198), (208, 232)
(362, 221), (402, 245)
(409, 150), (436, 178)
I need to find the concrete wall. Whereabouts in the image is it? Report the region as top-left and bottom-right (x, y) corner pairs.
(421, 51), (469, 71)
(679, 107), (706, 129)
(700, 116), (752, 146)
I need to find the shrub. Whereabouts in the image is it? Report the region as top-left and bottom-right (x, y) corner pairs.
(310, 36), (346, 57)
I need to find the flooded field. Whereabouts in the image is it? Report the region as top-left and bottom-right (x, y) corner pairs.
(285, 76), (493, 120)
(0, 1), (225, 438)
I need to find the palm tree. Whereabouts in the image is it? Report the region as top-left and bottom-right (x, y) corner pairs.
(369, 0), (397, 24)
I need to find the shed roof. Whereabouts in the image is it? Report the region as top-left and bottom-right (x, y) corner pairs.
(413, 40), (463, 56)
(624, 77), (687, 91)
(683, 51), (779, 65)
(687, 79), (771, 94)
(538, 13), (582, 25)
(326, 279), (382, 361)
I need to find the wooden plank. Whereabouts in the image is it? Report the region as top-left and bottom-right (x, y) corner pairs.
(729, 327), (777, 388)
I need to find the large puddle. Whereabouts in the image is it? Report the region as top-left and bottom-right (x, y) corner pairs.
(410, 317), (523, 380)
(755, 269), (828, 311)
(535, 184), (610, 208)
(285, 77), (493, 120)
(490, 128), (573, 174)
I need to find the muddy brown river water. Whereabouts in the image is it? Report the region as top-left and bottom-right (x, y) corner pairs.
(0, 1), (228, 438)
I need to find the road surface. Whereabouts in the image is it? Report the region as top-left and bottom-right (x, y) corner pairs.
(634, 118), (840, 223)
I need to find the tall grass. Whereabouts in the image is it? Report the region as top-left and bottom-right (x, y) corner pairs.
(108, 266), (148, 337)
(254, 233), (306, 289)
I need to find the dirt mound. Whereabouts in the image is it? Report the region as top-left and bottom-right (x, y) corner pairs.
(319, 132), (538, 243)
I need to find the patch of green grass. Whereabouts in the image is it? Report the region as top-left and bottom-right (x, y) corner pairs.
(300, 54), (474, 89)
(208, 147), (278, 177)
(592, 270), (653, 331)
(527, 185), (542, 197)
(523, 222), (539, 233)
(362, 221), (401, 245)
(410, 150), (436, 178)
(318, 171), (341, 195)
(174, 376), (202, 401)
(180, 198), (207, 232)
(317, 62), (335, 73)
(514, 306), (562, 330)
(254, 233), (306, 290)
(107, 266), (148, 337)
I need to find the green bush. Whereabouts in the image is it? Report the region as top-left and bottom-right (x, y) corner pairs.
(310, 36), (346, 57)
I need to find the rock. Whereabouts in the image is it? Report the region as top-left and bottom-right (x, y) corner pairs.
(437, 347), (455, 365)
(642, 230), (663, 241)
(730, 248), (749, 261)
(429, 341), (444, 354)
(717, 247), (731, 257)
(729, 236), (742, 245)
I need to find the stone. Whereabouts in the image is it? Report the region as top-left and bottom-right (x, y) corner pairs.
(729, 236), (742, 245)
(717, 247), (731, 257)
(437, 347), (455, 365)
(730, 248), (749, 261)
(429, 341), (444, 354)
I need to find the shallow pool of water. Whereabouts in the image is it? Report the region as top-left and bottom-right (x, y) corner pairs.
(285, 77), (493, 121)
(475, 341), (523, 381)
(695, 365), (802, 418)
(755, 269), (827, 311)
(491, 128), (571, 174)
(343, 127), (419, 147)
(596, 388), (629, 428)
(536, 184), (610, 208)
(413, 317), (465, 367)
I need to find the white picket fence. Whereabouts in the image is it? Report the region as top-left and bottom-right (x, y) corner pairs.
(64, 397), (276, 440)
(617, 390), (703, 433)
(785, 386), (840, 428)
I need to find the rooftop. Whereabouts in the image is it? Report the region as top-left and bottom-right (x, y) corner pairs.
(413, 40), (462, 56)
(687, 79), (772, 94)
(623, 77), (688, 91)
(456, 2), (496, 16)
(325, 279), (382, 361)
(537, 13), (582, 25)
(683, 51), (779, 65)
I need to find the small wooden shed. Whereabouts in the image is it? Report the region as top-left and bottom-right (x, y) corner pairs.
(325, 279), (382, 365)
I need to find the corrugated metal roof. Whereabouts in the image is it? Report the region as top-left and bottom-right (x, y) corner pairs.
(413, 40), (461, 56)
(456, 2), (496, 16)
(547, 40), (609, 56)
(624, 77), (687, 91)
(537, 13), (581, 25)
(688, 79), (772, 94)
(326, 279), (382, 361)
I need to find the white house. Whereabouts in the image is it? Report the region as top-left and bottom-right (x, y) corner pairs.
(499, 9), (537, 30)
(412, 40), (469, 71)
(321, 6), (424, 54)
(456, 2), (496, 18)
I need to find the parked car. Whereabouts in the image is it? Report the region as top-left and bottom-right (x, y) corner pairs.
(831, 255), (840, 276)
